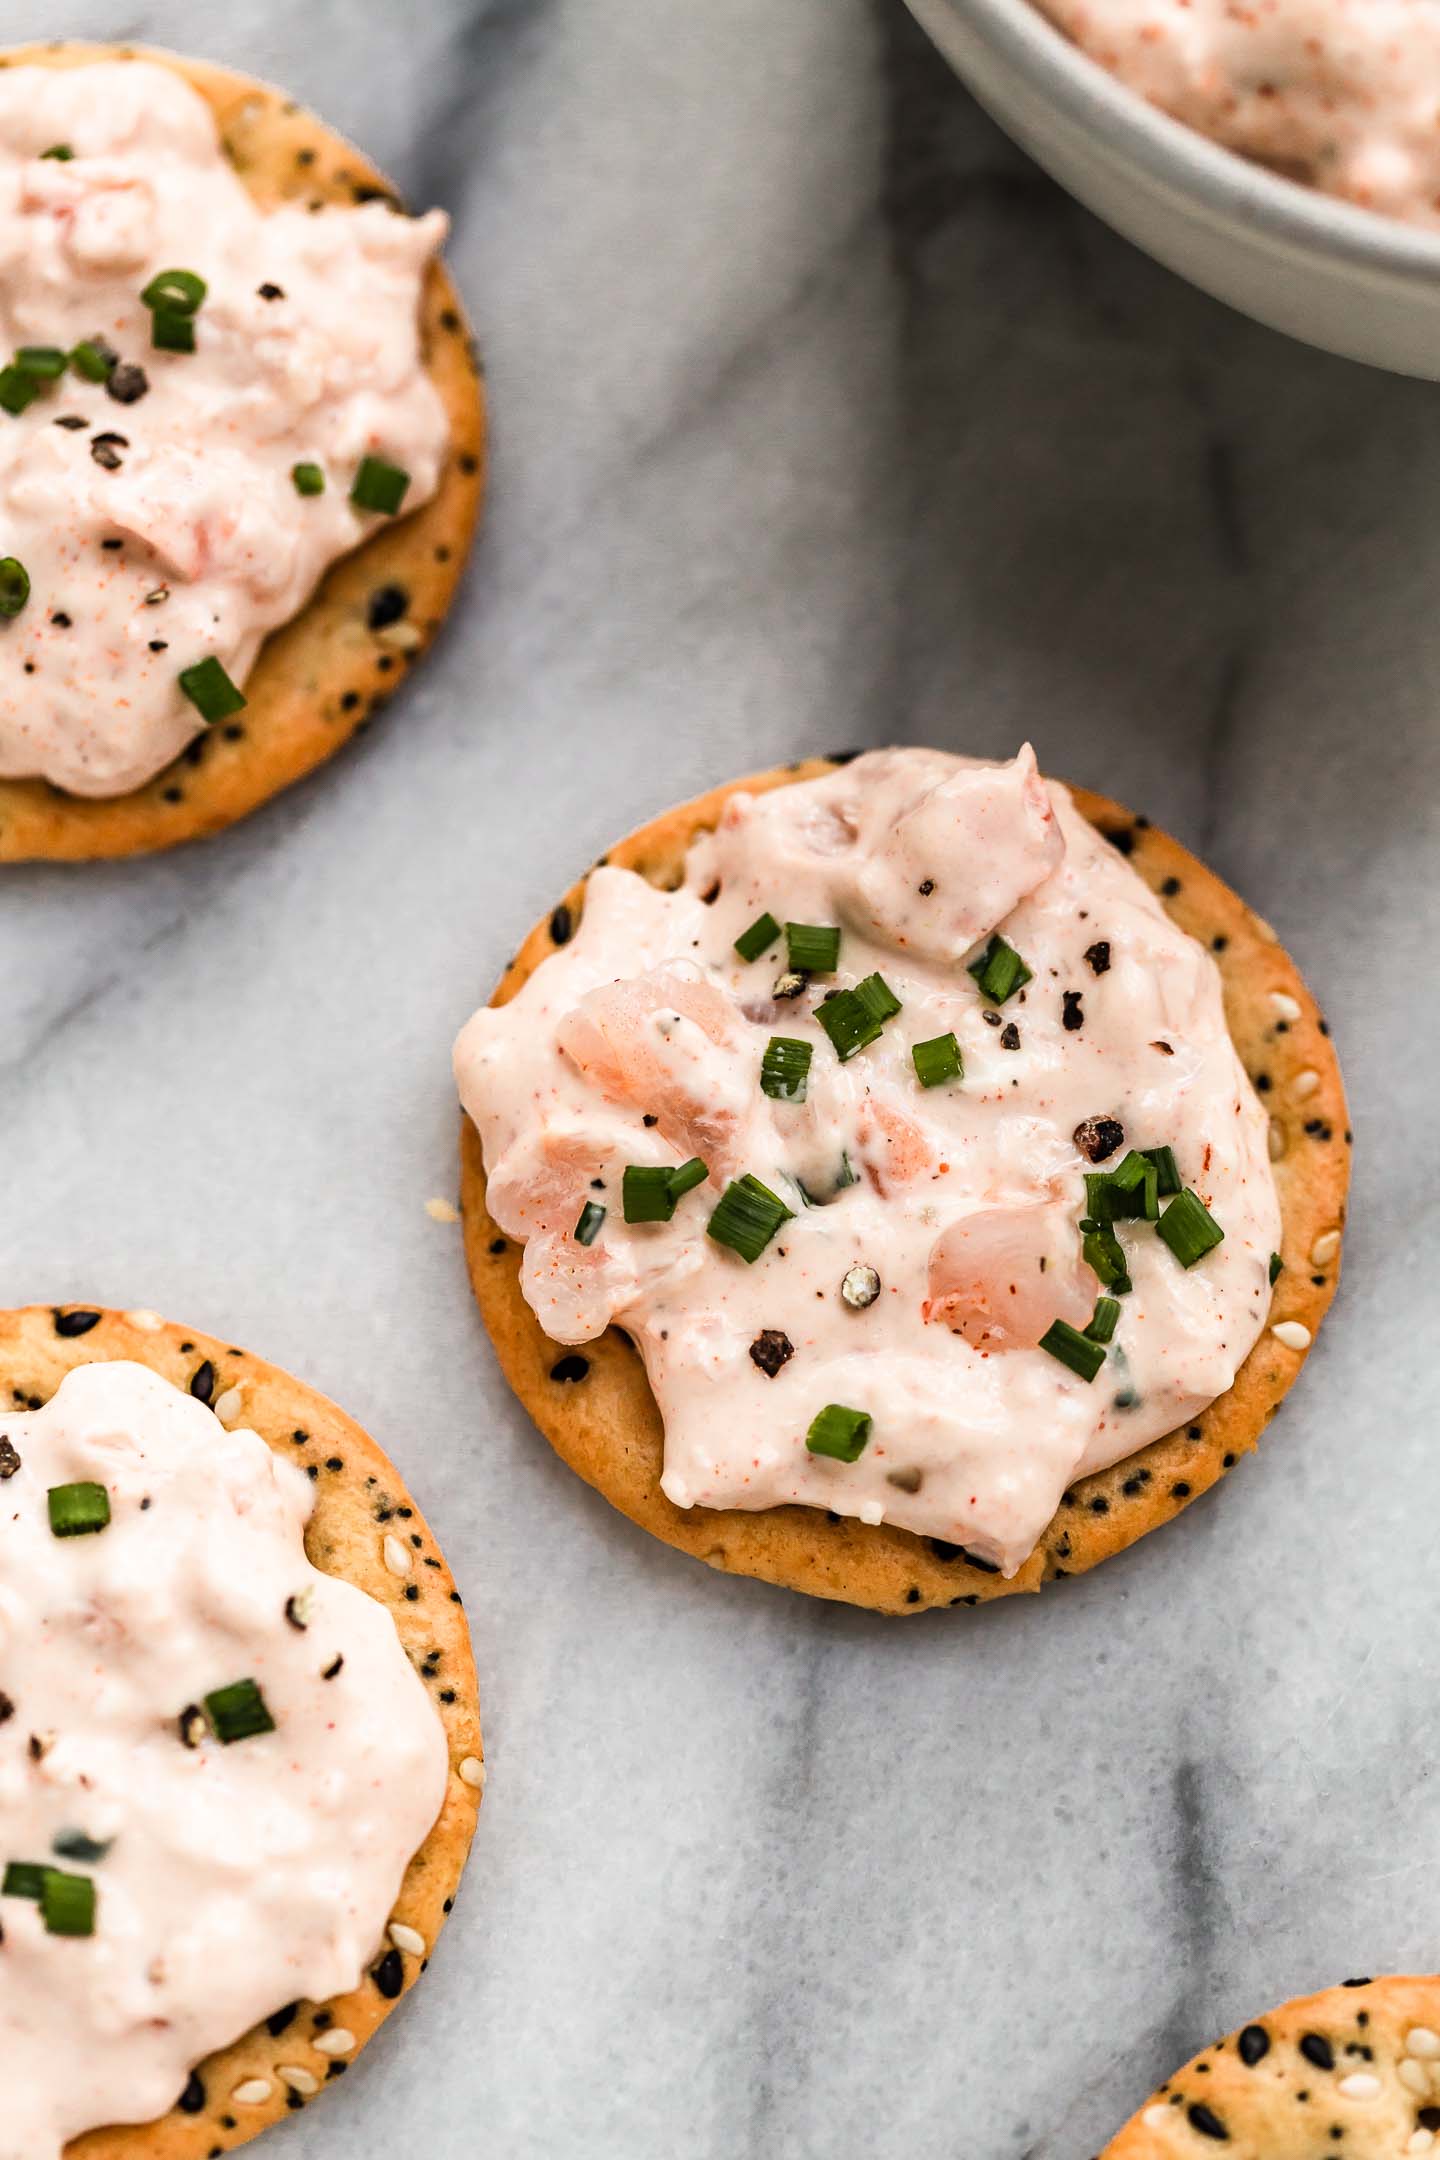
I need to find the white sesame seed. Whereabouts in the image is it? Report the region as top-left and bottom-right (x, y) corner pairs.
(1291, 1069), (1320, 1101)
(458, 1754), (486, 1789)
(858, 1499), (884, 1526)
(277, 2065), (320, 2095)
(425, 1196), (460, 1224)
(1271, 1321), (1312, 1352)
(383, 1534), (412, 1576)
(1409, 2131), (1435, 2154)
(376, 619), (423, 652)
(1336, 2072), (1381, 2099)
(212, 1385), (244, 1427)
(1254, 915), (1279, 942)
(313, 2028), (356, 2057)
(1409, 2028), (1440, 2059)
(1310, 1230), (1341, 1267)
(1142, 2105), (1169, 2129)
(1269, 991), (1302, 1022)
(1400, 2057), (1431, 2096)
(389, 1922), (426, 1958)
(125, 1308), (163, 1332)
(1268, 1119), (1286, 1161)
(232, 2079), (273, 2106)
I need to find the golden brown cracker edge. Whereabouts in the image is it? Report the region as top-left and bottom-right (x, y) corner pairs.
(0, 41), (485, 863)
(460, 754), (1350, 1615)
(1100, 1975), (1440, 2157)
(0, 1302), (482, 2158)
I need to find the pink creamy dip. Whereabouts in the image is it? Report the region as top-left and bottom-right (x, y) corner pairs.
(0, 62), (449, 796)
(1032, 0), (1440, 229)
(0, 1360), (447, 2160)
(456, 749), (1281, 1574)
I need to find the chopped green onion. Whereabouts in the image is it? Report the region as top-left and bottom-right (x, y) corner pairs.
(1269, 1251), (1284, 1285)
(1109, 1150), (1160, 1221)
(0, 557), (30, 618)
(47, 1481), (110, 1538)
(140, 267), (207, 316)
(1157, 1189), (1225, 1268)
(1039, 1319), (1106, 1382)
(805, 1402), (873, 1463)
(1081, 1224), (1132, 1296)
(291, 461), (325, 497)
(178, 656), (247, 724)
(967, 933), (1032, 1006)
(2, 1861), (46, 1899)
(734, 911), (781, 963)
(351, 455), (411, 515)
(16, 346), (66, 380)
(40, 144), (74, 161)
(667, 1157), (708, 1202)
(816, 973), (902, 1062)
(203, 1678), (275, 1745)
(0, 366), (39, 416)
(573, 1200), (606, 1246)
(622, 1158), (708, 1225)
(41, 1869), (95, 1937)
(706, 1173), (792, 1263)
(1143, 1145), (1181, 1197)
(1085, 1297), (1121, 1345)
(68, 339), (113, 382)
(1083, 1172), (1120, 1227)
(760, 1036), (812, 1104)
(785, 922), (840, 974)
(912, 1032), (963, 1089)
(150, 309), (196, 354)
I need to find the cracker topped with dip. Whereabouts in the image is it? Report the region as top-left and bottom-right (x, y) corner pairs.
(455, 748), (1347, 1612)
(0, 43), (483, 860)
(0, 1303), (482, 2158)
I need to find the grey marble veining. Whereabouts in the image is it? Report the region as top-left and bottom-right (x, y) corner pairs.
(1, 2), (1434, 2155)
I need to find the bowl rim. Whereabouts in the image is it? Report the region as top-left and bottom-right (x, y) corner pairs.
(916, 0), (1440, 282)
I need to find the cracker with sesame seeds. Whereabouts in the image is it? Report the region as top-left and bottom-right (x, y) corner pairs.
(1102, 1975), (1440, 2156)
(460, 754), (1348, 1615)
(0, 1302), (482, 2157)
(0, 40), (484, 863)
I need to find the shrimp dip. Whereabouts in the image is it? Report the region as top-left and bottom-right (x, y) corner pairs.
(1029, 0), (1440, 230)
(455, 748), (1281, 1577)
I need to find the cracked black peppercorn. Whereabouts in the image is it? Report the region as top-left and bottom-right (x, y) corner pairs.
(1062, 990), (1084, 1031)
(748, 1329), (793, 1378)
(1083, 940), (1111, 975)
(105, 362), (148, 404)
(1074, 1116), (1124, 1163)
(999, 1022), (1020, 1050)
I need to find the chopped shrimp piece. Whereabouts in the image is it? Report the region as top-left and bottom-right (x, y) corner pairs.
(855, 1094), (936, 1194)
(924, 1199), (1098, 1351)
(556, 967), (745, 1169)
(487, 1127), (628, 1344)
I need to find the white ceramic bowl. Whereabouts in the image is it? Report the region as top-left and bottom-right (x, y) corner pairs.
(906, 0), (1440, 377)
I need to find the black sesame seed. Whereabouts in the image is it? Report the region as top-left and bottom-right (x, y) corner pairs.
(53, 1308), (100, 1338)
(1237, 2025), (1270, 2066)
(905, 1587), (921, 1604)
(178, 2073), (207, 2114)
(550, 902), (573, 946)
(366, 583), (409, 631)
(1108, 828), (1136, 856)
(258, 282), (285, 300)
(1299, 2034), (1335, 2072)
(1161, 875), (1181, 897)
(1172, 1480), (1192, 1498)
(90, 431), (128, 470)
(1341, 1977), (1372, 1989)
(748, 1329), (793, 1378)
(1088, 1495), (1108, 1514)
(488, 1237), (507, 1255)
(266, 2001), (299, 2037)
(322, 1655), (344, 1680)
(372, 1947), (405, 1999)
(53, 413), (87, 430)
(1187, 2101), (1228, 2140)
(549, 1354), (590, 1383)
(189, 1360), (215, 1404)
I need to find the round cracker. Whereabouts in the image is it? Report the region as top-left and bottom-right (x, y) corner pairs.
(0, 41), (485, 862)
(1102, 1975), (1440, 2156)
(0, 1302), (483, 2158)
(459, 754), (1349, 1615)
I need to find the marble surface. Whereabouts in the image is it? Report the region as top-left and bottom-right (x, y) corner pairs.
(1, 2), (1435, 2155)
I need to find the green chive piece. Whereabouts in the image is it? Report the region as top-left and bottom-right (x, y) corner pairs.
(2, 1861), (46, 1899)
(40, 144), (74, 161)
(204, 1678), (275, 1745)
(760, 1036), (812, 1104)
(150, 309), (196, 354)
(1269, 1251), (1284, 1286)
(291, 461), (325, 497)
(706, 1173), (793, 1263)
(1085, 1296), (1121, 1345)
(805, 1403), (872, 1463)
(69, 340), (113, 382)
(1109, 1151), (1160, 1221)
(816, 973), (902, 1062)
(912, 1032), (963, 1089)
(140, 267), (207, 316)
(0, 557), (30, 618)
(351, 455), (411, 515)
(178, 656), (247, 724)
(1039, 1318), (1106, 1382)
(47, 1481), (110, 1538)
(1083, 1172), (1120, 1227)
(667, 1157), (708, 1201)
(621, 1158), (708, 1225)
(784, 922), (840, 974)
(1157, 1188), (1225, 1269)
(1081, 1224), (1132, 1296)
(573, 1200), (606, 1247)
(1143, 1145), (1181, 1197)
(734, 911), (781, 963)
(0, 366), (39, 415)
(16, 346), (66, 380)
(41, 1869), (96, 1938)
(967, 933), (1032, 1006)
